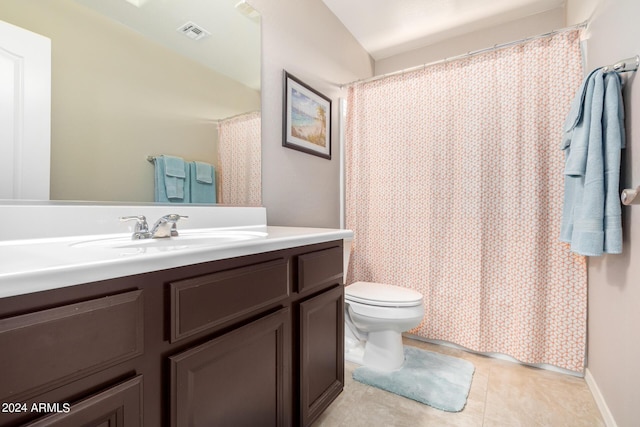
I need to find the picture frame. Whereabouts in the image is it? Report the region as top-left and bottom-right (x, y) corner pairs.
(282, 71), (331, 159)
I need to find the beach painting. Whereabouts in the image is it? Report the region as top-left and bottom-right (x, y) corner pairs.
(283, 71), (331, 159)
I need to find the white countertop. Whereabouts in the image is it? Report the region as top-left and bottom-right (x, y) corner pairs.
(0, 225), (353, 298)
(0, 202), (352, 298)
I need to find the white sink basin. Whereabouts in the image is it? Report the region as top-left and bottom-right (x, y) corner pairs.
(71, 229), (268, 250)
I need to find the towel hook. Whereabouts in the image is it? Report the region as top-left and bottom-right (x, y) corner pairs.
(621, 186), (640, 205)
(603, 55), (640, 73)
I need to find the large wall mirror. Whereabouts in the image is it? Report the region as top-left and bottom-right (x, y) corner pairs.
(1, 0), (261, 205)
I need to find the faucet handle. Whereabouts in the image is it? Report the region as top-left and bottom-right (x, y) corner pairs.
(119, 215), (150, 235)
(162, 214), (189, 222)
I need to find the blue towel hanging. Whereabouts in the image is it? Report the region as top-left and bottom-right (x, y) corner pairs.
(153, 155), (190, 203)
(189, 161), (216, 203)
(560, 69), (625, 256)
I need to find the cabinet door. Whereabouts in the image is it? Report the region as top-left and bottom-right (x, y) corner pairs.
(25, 376), (143, 427)
(170, 308), (291, 427)
(298, 285), (344, 426)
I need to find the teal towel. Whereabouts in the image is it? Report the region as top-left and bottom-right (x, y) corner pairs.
(560, 69), (625, 256)
(163, 155), (186, 200)
(153, 157), (169, 202)
(153, 155), (190, 203)
(189, 161), (216, 203)
(601, 72), (625, 254)
(194, 161), (214, 184)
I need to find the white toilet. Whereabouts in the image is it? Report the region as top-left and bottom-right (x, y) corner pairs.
(344, 281), (424, 371)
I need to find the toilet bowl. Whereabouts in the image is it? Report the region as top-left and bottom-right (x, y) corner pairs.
(344, 281), (424, 371)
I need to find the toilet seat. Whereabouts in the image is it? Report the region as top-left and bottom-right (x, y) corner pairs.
(345, 281), (423, 307)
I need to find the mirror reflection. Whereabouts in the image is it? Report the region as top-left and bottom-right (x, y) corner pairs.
(0, 0), (261, 205)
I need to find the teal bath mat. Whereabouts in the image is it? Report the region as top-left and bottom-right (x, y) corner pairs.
(352, 346), (475, 412)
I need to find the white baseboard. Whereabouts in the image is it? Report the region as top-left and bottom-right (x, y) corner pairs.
(585, 368), (617, 427)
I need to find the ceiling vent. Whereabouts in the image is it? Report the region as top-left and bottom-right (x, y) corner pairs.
(176, 21), (210, 41)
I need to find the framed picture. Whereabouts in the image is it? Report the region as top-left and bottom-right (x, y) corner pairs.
(282, 71), (331, 159)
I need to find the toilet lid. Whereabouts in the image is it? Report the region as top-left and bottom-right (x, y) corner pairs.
(345, 282), (423, 307)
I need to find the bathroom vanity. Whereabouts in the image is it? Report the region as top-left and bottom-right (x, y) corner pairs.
(0, 203), (351, 427)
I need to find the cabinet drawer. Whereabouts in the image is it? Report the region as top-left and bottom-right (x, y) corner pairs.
(25, 375), (143, 427)
(297, 246), (343, 294)
(0, 290), (144, 402)
(170, 258), (289, 343)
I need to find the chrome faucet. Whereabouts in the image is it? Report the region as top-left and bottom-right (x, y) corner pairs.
(120, 214), (188, 239)
(149, 214), (188, 238)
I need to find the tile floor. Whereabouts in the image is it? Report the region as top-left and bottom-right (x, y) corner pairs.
(313, 338), (604, 427)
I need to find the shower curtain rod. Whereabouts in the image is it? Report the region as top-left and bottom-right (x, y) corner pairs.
(341, 21), (589, 88)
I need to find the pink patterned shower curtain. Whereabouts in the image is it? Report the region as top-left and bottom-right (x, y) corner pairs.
(217, 111), (262, 206)
(345, 30), (588, 372)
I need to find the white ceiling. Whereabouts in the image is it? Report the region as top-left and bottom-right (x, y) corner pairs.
(73, 0), (261, 90)
(71, 0), (565, 86)
(322, 0), (565, 60)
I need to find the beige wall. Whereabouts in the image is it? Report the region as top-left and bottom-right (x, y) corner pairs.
(376, 8), (565, 75)
(566, 0), (603, 24)
(250, 0), (373, 227)
(0, 0), (260, 202)
(567, 1), (640, 426)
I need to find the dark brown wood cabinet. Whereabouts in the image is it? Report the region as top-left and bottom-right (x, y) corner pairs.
(24, 376), (144, 427)
(298, 285), (344, 426)
(294, 245), (345, 426)
(0, 240), (344, 427)
(170, 308), (291, 427)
